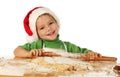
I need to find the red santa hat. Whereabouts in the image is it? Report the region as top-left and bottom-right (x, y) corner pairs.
(23, 6), (60, 43)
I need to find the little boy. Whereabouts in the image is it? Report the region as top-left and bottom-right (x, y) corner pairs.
(14, 6), (101, 59)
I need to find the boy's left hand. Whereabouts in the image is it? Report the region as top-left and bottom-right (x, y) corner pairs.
(84, 51), (102, 60)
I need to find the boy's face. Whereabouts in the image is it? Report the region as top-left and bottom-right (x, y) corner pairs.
(36, 14), (59, 41)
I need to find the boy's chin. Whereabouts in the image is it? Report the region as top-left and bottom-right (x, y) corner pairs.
(47, 38), (56, 41)
(43, 37), (56, 41)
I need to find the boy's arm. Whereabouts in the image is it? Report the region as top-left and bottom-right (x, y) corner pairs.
(14, 47), (30, 58)
(14, 40), (43, 58)
(14, 46), (43, 58)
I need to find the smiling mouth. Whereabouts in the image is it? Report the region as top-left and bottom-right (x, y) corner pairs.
(47, 31), (55, 36)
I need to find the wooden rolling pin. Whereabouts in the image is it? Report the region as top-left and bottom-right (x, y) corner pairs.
(80, 56), (117, 61)
(42, 52), (61, 57)
(42, 52), (117, 61)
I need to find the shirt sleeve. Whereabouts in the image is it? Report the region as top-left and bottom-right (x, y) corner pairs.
(19, 40), (43, 51)
(64, 42), (91, 54)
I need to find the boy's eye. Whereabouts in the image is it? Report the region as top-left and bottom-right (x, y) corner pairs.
(49, 22), (54, 25)
(40, 27), (44, 30)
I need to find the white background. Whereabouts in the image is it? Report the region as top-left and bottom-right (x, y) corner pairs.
(0, 0), (120, 61)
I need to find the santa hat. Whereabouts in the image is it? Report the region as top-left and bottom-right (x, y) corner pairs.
(23, 6), (60, 43)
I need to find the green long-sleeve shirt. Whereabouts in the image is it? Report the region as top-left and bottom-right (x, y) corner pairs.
(20, 36), (91, 54)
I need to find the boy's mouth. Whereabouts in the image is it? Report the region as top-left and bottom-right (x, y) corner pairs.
(47, 31), (55, 36)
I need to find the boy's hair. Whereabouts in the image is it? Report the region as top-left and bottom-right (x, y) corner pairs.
(38, 13), (58, 24)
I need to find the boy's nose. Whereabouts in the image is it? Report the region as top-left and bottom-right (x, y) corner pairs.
(46, 26), (51, 31)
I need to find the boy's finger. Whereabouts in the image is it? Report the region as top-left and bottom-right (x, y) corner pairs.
(38, 49), (43, 56)
(35, 49), (39, 56)
(31, 50), (35, 56)
(31, 50), (37, 56)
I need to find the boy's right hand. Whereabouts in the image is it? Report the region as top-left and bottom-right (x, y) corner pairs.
(27, 49), (44, 58)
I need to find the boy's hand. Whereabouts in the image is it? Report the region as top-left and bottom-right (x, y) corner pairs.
(27, 49), (44, 58)
(84, 51), (101, 60)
